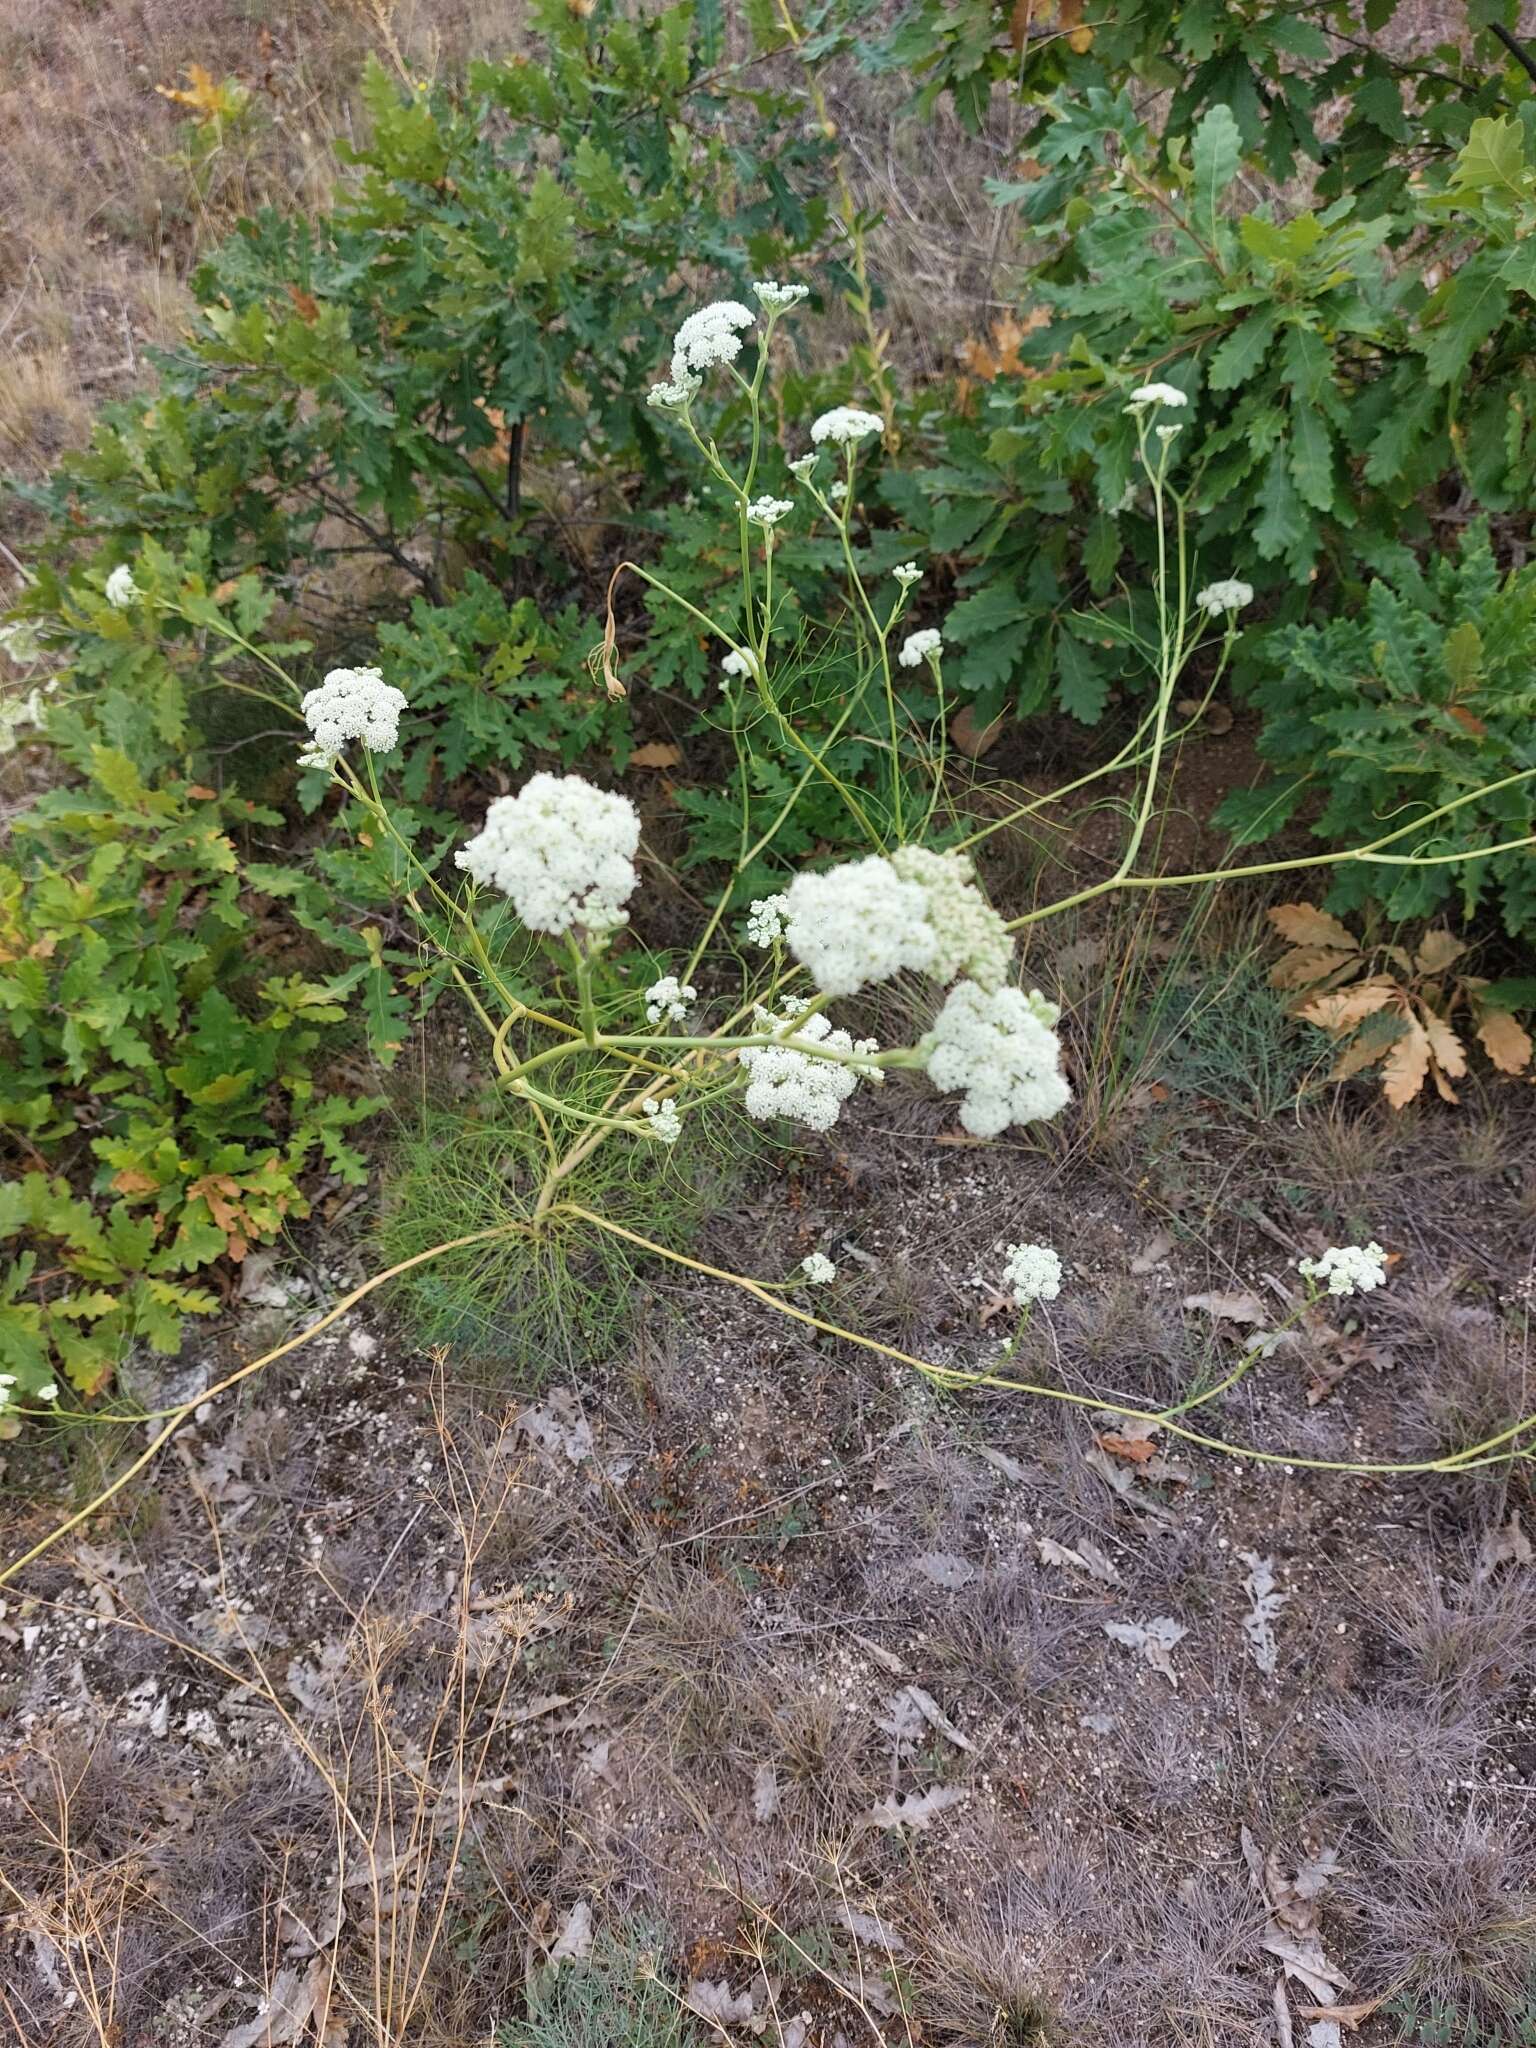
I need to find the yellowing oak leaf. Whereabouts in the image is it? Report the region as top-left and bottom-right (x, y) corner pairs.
(1267, 903), (1358, 953)
(1421, 1007), (1467, 1080)
(1381, 1017), (1431, 1108)
(1475, 1005), (1534, 1074)
(1414, 928), (1467, 975)
(156, 64), (234, 119)
(1299, 980), (1398, 1034)
(1270, 944), (1359, 992)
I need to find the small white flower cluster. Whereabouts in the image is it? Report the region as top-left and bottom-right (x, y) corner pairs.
(673, 299), (755, 378)
(299, 665), (408, 764)
(898, 628), (943, 669)
(787, 454), (818, 481)
(105, 564), (140, 608)
(1126, 382), (1187, 411)
(649, 298), (761, 409)
(781, 848), (1011, 999)
(810, 406), (884, 447)
(456, 772), (640, 934)
(721, 647), (761, 684)
(738, 999), (880, 1133)
(888, 846), (1013, 990)
(1196, 579), (1253, 616)
(746, 894), (788, 947)
(782, 855), (932, 998)
(641, 1096), (682, 1144)
(754, 280), (809, 311)
(922, 982), (1072, 1138)
(800, 1251), (837, 1284)
(645, 974), (696, 1025)
(892, 562), (923, 588)
(1004, 1241), (1063, 1305)
(1298, 1242), (1388, 1297)
(747, 496), (794, 528)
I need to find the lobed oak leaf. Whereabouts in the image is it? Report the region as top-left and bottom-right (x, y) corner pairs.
(1268, 904), (1358, 953)
(1381, 1017), (1431, 1108)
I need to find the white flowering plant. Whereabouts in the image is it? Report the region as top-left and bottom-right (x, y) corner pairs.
(8, 291), (1535, 1501)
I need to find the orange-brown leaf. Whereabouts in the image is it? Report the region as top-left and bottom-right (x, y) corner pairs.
(286, 283), (320, 324)
(1381, 1018), (1431, 1109)
(1414, 928), (1466, 975)
(1267, 903), (1358, 954)
(1298, 980), (1397, 1034)
(1271, 944), (1361, 992)
(1476, 1006), (1534, 1074)
(1420, 1006), (1468, 1079)
(626, 741), (682, 770)
(950, 703), (1005, 759)
(1097, 1432), (1158, 1464)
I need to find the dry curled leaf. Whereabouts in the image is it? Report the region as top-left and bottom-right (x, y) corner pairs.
(862, 1786), (966, 1831)
(1103, 1615), (1187, 1685)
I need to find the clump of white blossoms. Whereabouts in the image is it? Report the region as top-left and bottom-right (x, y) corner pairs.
(456, 772), (640, 935)
(782, 855), (935, 998)
(753, 280), (809, 311)
(1126, 382), (1187, 410)
(105, 564), (140, 608)
(779, 848), (1012, 999)
(787, 454), (818, 481)
(738, 1000), (880, 1133)
(888, 846), (1013, 991)
(671, 299), (756, 380)
(299, 666), (408, 763)
(641, 1097), (682, 1144)
(898, 628), (943, 669)
(800, 1252), (837, 1284)
(747, 496), (793, 527)
(746, 894), (788, 947)
(1299, 1242), (1388, 1298)
(893, 562), (923, 588)
(1197, 579), (1254, 616)
(721, 647), (761, 683)
(1004, 1242), (1063, 1305)
(922, 981), (1072, 1138)
(645, 975), (696, 1025)
(810, 406), (884, 447)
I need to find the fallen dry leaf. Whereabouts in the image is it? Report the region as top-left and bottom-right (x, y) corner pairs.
(626, 740), (682, 770)
(862, 1786), (966, 1831)
(1103, 1616), (1187, 1685)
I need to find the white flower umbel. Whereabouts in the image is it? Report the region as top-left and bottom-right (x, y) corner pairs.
(745, 894), (789, 947)
(738, 1000), (880, 1134)
(782, 855), (935, 999)
(670, 300), (756, 382)
(753, 280), (810, 311)
(721, 647), (761, 682)
(36, 1380), (59, 1402)
(922, 981), (1072, 1138)
(898, 628), (943, 669)
(810, 406), (884, 447)
(1298, 1242), (1388, 1298)
(300, 666), (408, 756)
(456, 772), (640, 935)
(892, 562), (923, 588)
(800, 1252), (837, 1284)
(1196, 578), (1254, 616)
(1126, 382), (1188, 410)
(787, 454), (818, 481)
(1004, 1242), (1063, 1305)
(641, 1097), (682, 1144)
(105, 564), (140, 608)
(645, 975), (696, 1025)
(647, 372), (701, 412)
(747, 496), (794, 528)
(888, 846), (1013, 990)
